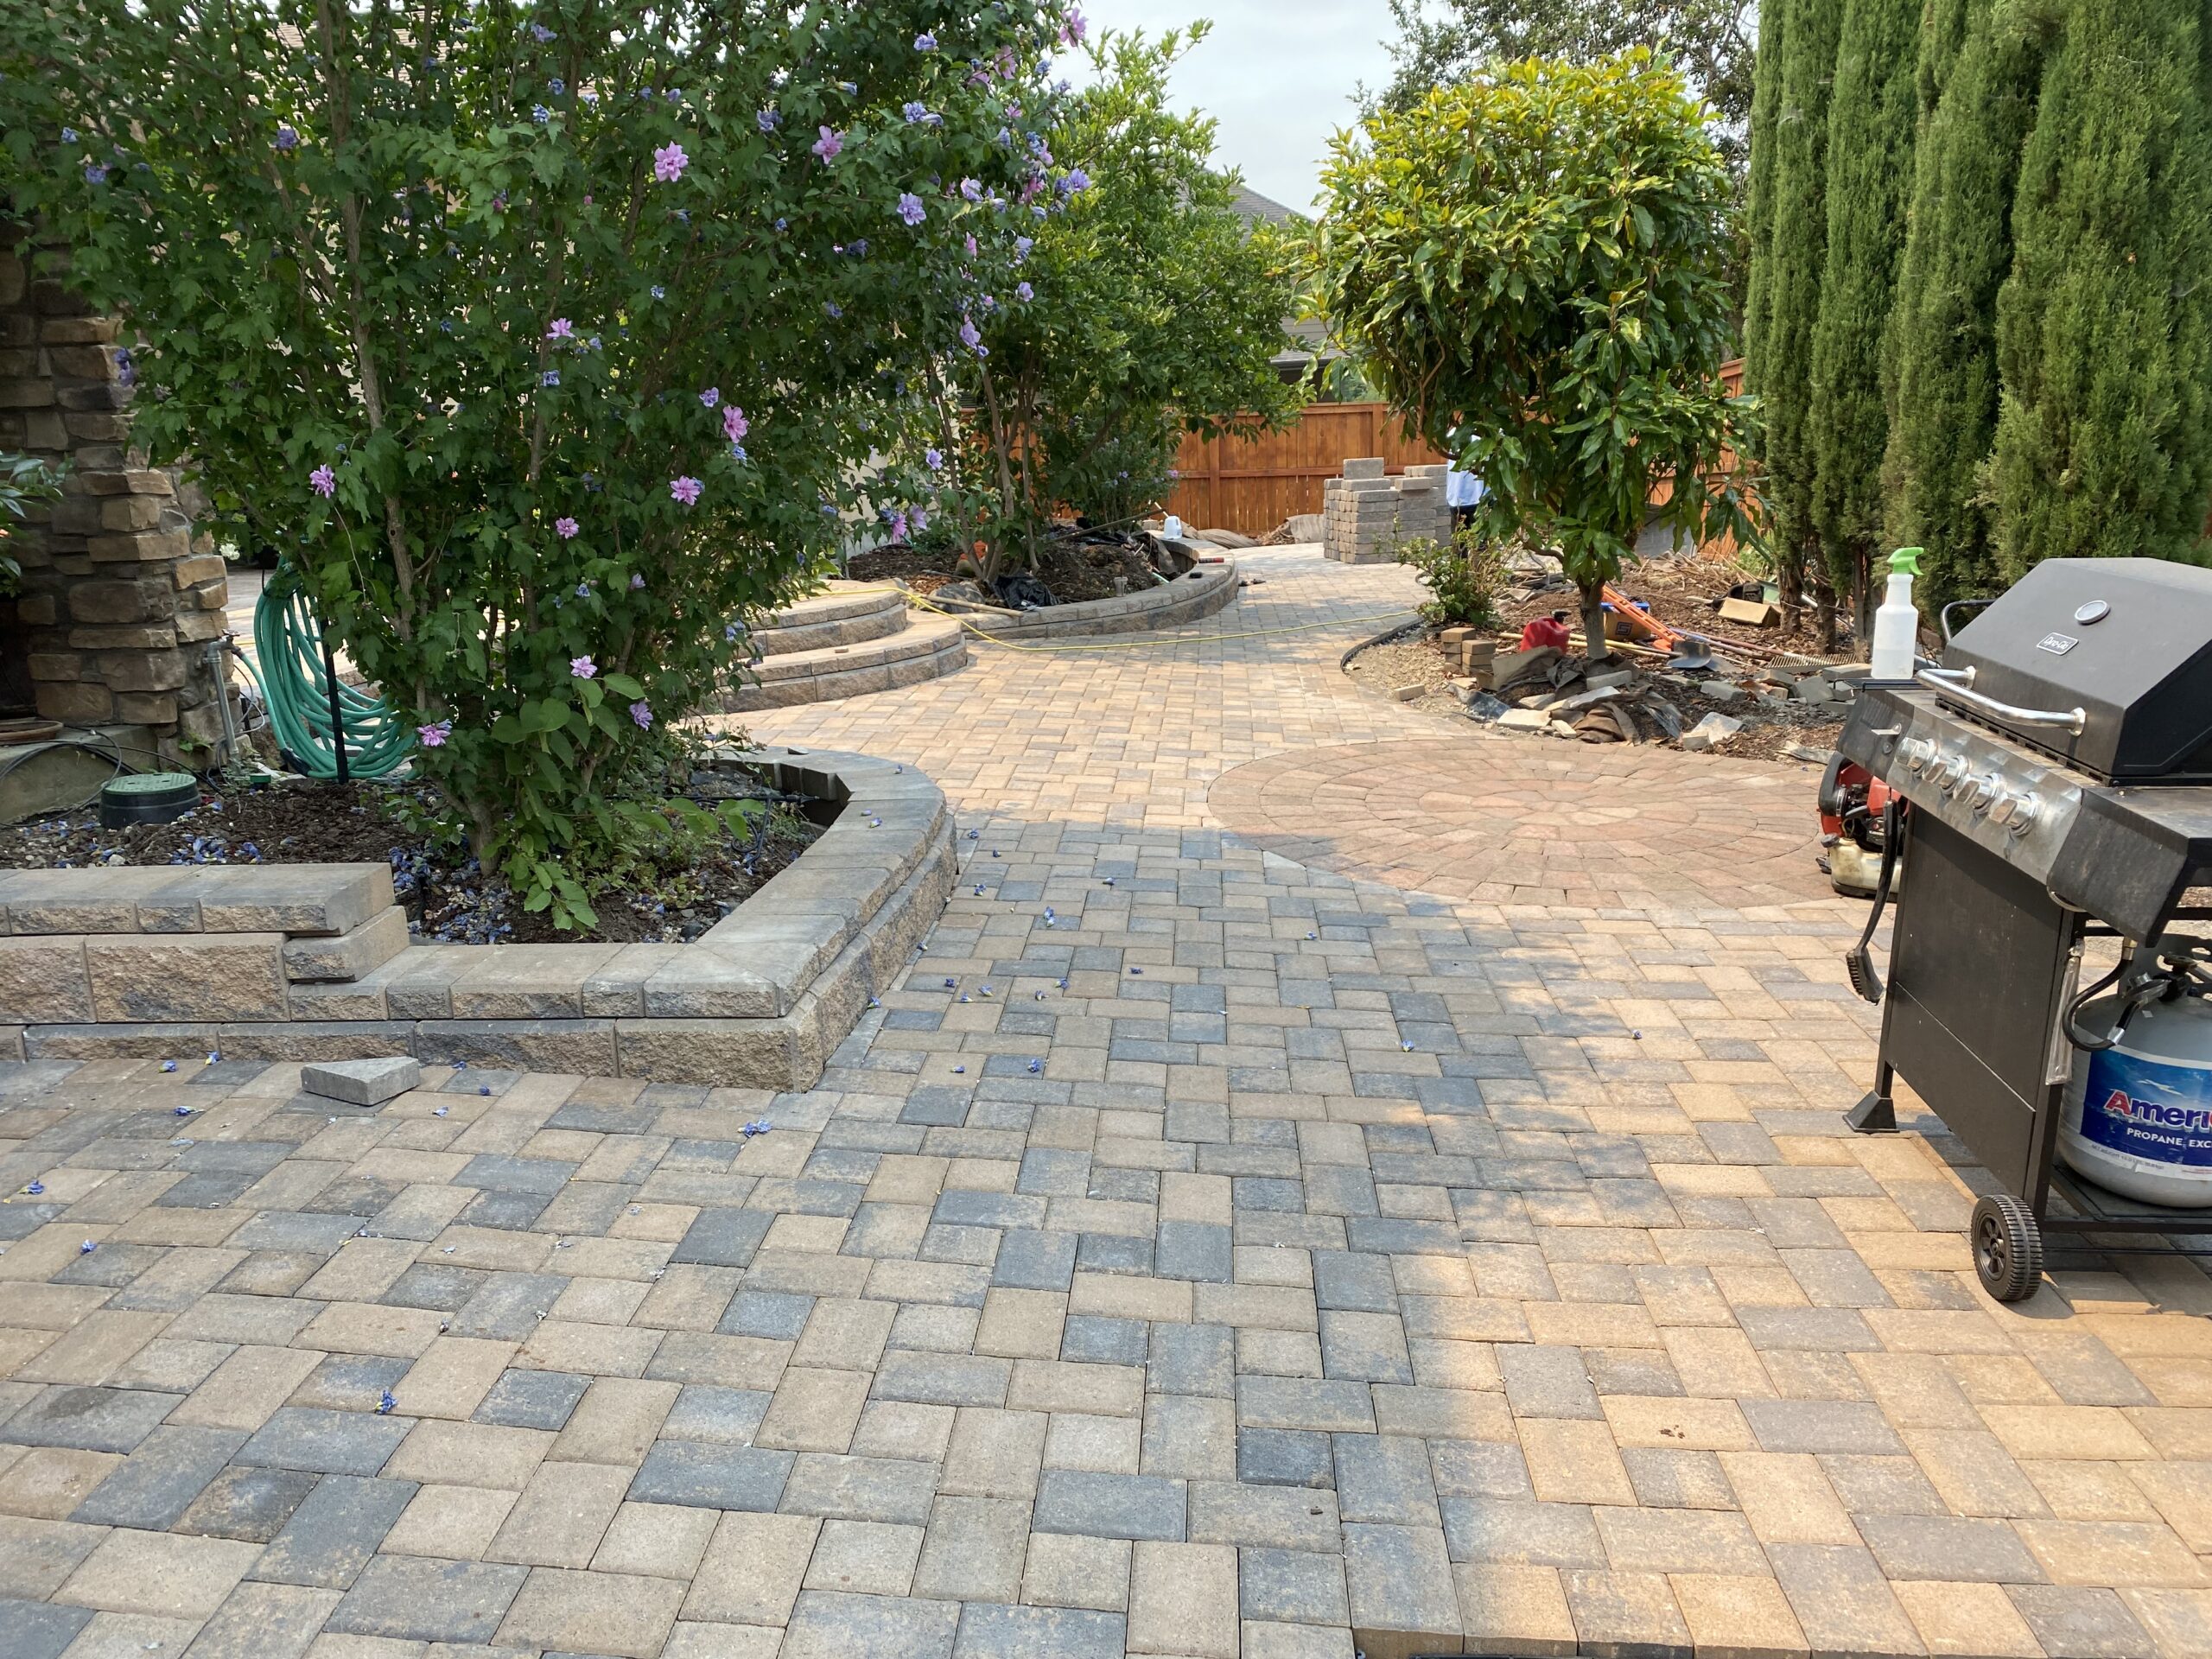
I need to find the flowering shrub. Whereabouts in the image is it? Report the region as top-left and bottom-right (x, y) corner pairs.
(930, 25), (1302, 575)
(1, 0), (1075, 925)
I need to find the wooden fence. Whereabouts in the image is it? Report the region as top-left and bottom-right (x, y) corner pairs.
(1162, 361), (1750, 541)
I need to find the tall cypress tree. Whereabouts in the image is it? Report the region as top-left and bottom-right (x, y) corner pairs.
(1745, 0), (1843, 630)
(1806, 0), (1921, 640)
(1991, 0), (2212, 576)
(1743, 0), (1792, 380)
(1882, 0), (2051, 607)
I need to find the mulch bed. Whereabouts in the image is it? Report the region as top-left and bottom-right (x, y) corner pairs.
(849, 531), (1167, 606)
(3, 776), (823, 945)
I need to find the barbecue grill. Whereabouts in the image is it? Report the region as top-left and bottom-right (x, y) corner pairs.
(1835, 556), (2212, 1300)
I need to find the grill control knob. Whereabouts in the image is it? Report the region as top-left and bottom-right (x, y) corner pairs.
(1929, 750), (1968, 791)
(1899, 737), (1935, 773)
(1987, 791), (2040, 835)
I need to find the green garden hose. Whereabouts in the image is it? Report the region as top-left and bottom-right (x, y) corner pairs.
(246, 570), (413, 779)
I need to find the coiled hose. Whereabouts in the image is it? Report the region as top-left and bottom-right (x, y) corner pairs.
(240, 570), (413, 779)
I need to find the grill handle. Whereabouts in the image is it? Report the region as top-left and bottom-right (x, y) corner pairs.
(1916, 666), (2088, 735)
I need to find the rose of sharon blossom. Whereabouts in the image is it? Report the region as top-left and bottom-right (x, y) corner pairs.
(652, 142), (689, 181)
(547, 318), (574, 340)
(757, 108), (780, 132)
(1016, 281), (1034, 302)
(812, 127), (843, 161)
(959, 318), (982, 353)
(416, 720), (452, 748)
(960, 178), (982, 201)
(722, 406), (749, 442)
(630, 574), (645, 590)
(629, 701), (653, 729)
(670, 476), (702, 506)
(570, 656), (596, 679)
(925, 448), (944, 471)
(309, 465), (336, 498)
(699, 386), (720, 407)
(897, 194), (925, 226)
(555, 516), (579, 538)
(275, 125), (300, 151)
(915, 32), (938, 49)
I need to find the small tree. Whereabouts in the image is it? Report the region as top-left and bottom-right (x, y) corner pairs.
(936, 25), (1302, 577)
(1314, 52), (1751, 665)
(2, 0), (1075, 925)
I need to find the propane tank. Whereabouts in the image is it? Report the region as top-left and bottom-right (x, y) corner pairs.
(2061, 970), (2212, 1208)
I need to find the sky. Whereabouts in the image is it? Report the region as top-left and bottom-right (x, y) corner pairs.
(1079, 0), (1402, 216)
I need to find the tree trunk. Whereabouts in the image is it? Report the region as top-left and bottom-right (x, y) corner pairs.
(1777, 541), (1806, 633)
(1580, 581), (1611, 667)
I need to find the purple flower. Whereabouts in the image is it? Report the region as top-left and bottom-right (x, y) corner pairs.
(651, 284), (665, 299)
(725, 622), (743, 642)
(542, 369), (560, 387)
(1061, 167), (1090, 195)
(722, 405), (749, 442)
(629, 573), (645, 590)
(963, 233), (978, 258)
(629, 700), (653, 729)
(825, 302), (842, 319)
(308, 464), (335, 498)
(888, 510), (910, 542)
(548, 77), (565, 95)
(1015, 281), (1034, 302)
(531, 105), (550, 124)
(960, 177), (982, 201)
(812, 127), (843, 162)
(925, 448), (944, 471)
(757, 108), (780, 132)
(1063, 9), (1088, 43)
(576, 582), (593, 597)
(652, 142), (689, 181)
(416, 719), (452, 747)
(959, 317), (982, 353)
(60, 126), (77, 143)
(570, 655), (596, 678)
(728, 443), (747, 462)
(670, 475), (702, 505)
(699, 385), (720, 407)
(915, 31), (938, 49)
(274, 124), (299, 151)
(554, 516), (579, 538)
(84, 162), (108, 183)
(903, 102), (929, 124)
(547, 317), (574, 340)
(912, 505), (930, 533)
(530, 22), (554, 41)
(114, 347), (136, 387)
(1015, 235), (1034, 258)
(898, 193), (926, 226)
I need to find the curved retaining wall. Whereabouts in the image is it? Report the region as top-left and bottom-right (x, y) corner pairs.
(925, 557), (1238, 641)
(0, 749), (952, 1089)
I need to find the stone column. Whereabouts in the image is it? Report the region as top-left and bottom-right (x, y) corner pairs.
(0, 226), (234, 766)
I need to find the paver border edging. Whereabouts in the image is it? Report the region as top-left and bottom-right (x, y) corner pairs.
(918, 556), (1238, 640)
(1, 747), (952, 1090)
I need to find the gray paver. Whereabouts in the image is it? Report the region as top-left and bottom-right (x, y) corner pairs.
(326, 1554), (529, 1643)
(69, 1425), (244, 1527)
(251, 1474), (418, 1587)
(1033, 1469), (1188, 1541)
(626, 1441), (794, 1510)
(237, 1408), (414, 1477)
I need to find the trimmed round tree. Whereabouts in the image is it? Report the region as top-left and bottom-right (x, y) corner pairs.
(1, 0), (1078, 926)
(1313, 51), (1751, 665)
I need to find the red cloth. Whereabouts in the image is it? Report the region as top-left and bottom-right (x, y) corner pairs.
(1517, 615), (1572, 652)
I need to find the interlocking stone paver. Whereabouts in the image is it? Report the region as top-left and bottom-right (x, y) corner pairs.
(10, 548), (2212, 1658)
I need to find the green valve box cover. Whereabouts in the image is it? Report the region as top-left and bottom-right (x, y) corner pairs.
(99, 771), (200, 829)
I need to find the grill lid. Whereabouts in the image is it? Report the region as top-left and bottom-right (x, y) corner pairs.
(1941, 558), (2212, 783)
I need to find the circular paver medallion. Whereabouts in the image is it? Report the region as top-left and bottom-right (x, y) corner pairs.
(1207, 736), (1836, 910)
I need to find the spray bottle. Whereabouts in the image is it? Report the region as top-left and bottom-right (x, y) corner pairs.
(1870, 547), (1923, 683)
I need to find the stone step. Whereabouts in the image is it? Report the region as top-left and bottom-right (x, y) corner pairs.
(719, 614), (968, 711)
(751, 584), (908, 657)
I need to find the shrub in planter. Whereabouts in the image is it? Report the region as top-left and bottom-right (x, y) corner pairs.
(1, 0), (1077, 925)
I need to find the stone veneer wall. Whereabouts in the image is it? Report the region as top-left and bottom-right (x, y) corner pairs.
(0, 226), (232, 764)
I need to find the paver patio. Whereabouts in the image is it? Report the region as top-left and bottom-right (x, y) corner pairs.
(3, 546), (2210, 1659)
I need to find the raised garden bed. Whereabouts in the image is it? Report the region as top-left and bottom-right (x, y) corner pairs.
(3, 761), (824, 946)
(0, 749), (952, 1089)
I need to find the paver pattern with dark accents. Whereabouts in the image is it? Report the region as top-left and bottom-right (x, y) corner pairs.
(4, 547), (2210, 1659)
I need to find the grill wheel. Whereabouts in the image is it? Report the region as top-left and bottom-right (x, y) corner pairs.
(1971, 1193), (2044, 1301)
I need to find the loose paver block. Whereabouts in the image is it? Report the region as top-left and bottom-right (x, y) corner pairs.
(300, 1055), (421, 1105)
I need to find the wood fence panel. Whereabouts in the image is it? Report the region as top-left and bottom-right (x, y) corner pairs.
(1160, 361), (1750, 541)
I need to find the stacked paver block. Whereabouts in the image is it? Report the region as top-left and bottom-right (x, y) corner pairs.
(1322, 459), (1451, 565)
(0, 227), (236, 763)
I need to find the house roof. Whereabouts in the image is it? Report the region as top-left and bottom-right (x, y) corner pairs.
(1230, 184), (1306, 226)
